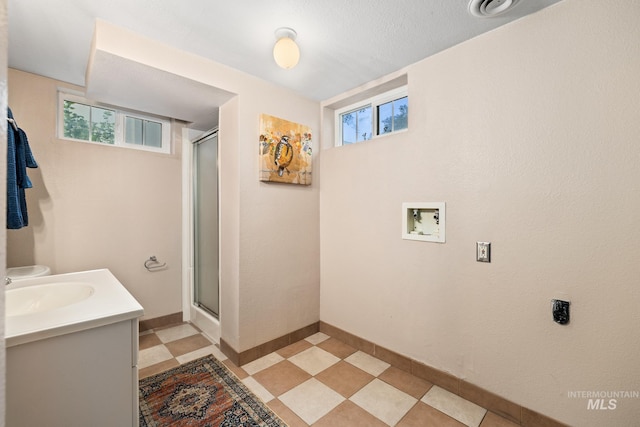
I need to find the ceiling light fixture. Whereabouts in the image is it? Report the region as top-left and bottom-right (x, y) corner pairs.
(468, 0), (520, 18)
(273, 27), (300, 69)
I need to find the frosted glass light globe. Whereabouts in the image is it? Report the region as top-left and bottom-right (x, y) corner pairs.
(273, 37), (300, 69)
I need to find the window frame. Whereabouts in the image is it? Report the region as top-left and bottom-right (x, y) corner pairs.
(335, 86), (408, 147)
(58, 92), (172, 154)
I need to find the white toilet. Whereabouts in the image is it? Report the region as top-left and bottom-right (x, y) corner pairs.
(7, 265), (51, 281)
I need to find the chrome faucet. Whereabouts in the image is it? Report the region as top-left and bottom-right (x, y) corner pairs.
(5, 276), (12, 286)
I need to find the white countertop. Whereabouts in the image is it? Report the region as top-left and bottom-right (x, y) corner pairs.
(5, 269), (144, 347)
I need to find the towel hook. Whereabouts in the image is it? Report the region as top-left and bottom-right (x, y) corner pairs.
(144, 255), (167, 271)
(7, 117), (18, 131)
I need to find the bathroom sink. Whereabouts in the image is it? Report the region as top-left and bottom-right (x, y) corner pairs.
(6, 282), (95, 317)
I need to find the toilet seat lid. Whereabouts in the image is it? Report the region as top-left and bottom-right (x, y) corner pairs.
(7, 265), (51, 279)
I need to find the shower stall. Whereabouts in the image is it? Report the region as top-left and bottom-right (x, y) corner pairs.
(183, 128), (220, 341)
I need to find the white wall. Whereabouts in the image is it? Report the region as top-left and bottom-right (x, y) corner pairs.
(94, 21), (324, 352)
(119, 18), (322, 352)
(216, 69), (321, 352)
(7, 21), (321, 352)
(319, 1), (640, 426)
(7, 69), (184, 320)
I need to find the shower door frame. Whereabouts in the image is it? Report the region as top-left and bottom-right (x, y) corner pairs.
(192, 129), (220, 318)
(181, 127), (221, 342)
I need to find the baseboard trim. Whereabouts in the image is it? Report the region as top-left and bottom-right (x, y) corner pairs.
(220, 321), (320, 367)
(319, 321), (569, 427)
(139, 312), (183, 332)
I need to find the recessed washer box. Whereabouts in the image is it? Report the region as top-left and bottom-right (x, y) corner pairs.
(402, 202), (445, 243)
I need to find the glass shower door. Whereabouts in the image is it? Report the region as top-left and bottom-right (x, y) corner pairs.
(193, 131), (219, 317)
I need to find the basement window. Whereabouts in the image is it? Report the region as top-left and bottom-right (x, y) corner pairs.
(58, 92), (171, 154)
(335, 86), (408, 146)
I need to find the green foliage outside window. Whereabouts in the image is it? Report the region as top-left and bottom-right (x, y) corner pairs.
(63, 101), (115, 144)
(91, 107), (115, 144)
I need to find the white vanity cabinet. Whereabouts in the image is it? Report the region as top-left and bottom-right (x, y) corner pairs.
(5, 269), (144, 427)
(7, 319), (140, 427)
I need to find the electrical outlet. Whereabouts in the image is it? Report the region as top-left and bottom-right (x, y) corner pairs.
(476, 242), (491, 262)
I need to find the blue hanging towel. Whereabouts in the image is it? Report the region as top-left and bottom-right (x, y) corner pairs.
(7, 107), (38, 229)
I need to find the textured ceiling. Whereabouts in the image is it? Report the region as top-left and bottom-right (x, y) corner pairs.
(8, 0), (564, 129)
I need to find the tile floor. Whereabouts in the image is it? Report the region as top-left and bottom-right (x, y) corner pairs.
(139, 323), (519, 427)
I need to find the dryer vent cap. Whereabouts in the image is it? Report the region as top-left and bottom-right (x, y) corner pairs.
(469, 0), (520, 18)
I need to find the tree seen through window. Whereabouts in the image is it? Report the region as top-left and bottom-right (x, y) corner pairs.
(63, 101), (115, 144)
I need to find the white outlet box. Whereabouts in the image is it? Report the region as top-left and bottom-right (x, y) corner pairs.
(402, 202), (445, 243)
(476, 242), (491, 262)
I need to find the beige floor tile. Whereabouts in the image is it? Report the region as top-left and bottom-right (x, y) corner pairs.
(242, 352), (285, 375)
(277, 339), (313, 359)
(279, 378), (345, 425)
(252, 360), (312, 397)
(315, 360), (374, 398)
(154, 323), (199, 343)
(242, 376), (275, 403)
(137, 327), (498, 427)
(317, 337), (357, 359)
(175, 345), (220, 364)
(305, 332), (330, 345)
(422, 386), (487, 427)
(350, 378), (418, 426)
(267, 399), (309, 427)
(165, 333), (214, 357)
(379, 366), (433, 399)
(397, 401), (466, 427)
(138, 345), (173, 369)
(345, 350), (391, 377)
(314, 400), (388, 427)
(288, 346), (340, 376)
(479, 411), (520, 427)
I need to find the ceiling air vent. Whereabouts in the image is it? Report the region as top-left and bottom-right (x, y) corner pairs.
(468, 0), (520, 18)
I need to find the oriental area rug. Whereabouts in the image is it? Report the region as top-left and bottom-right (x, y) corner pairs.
(139, 355), (287, 427)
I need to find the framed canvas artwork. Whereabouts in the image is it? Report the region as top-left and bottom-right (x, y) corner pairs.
(259, 114), (312, 185)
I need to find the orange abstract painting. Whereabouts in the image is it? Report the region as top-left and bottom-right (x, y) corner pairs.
(259, 114), (312, 185)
